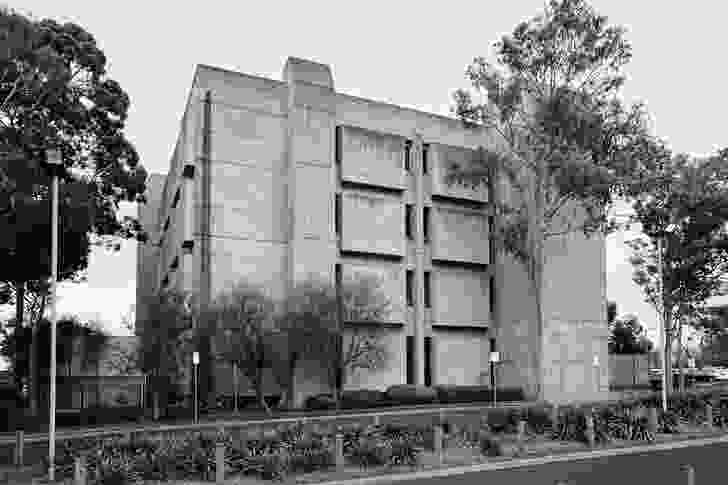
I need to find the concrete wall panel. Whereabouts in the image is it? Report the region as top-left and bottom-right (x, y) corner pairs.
(431, 204), (489, 264)
(208, 163), (287, 242)
(341, 191), (404, 256)
(433, 268), (489, 327)
(340, 126), (406, 189)
(208, 238), (288, 302)
(210, 104), (286, 171)
(433, 329), (490, 386)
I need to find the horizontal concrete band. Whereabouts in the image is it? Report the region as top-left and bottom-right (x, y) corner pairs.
(318, 433), (728, 485)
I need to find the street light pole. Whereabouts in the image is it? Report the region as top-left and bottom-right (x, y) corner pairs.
(192, 351), (200, 424)
(45, 148), (62, 481)
(657, 236), (668, 412)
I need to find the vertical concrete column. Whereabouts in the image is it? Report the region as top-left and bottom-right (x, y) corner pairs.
(412, 133), (426, 387)
(283, 58), (338, 405)
(283, 57), (338, 287)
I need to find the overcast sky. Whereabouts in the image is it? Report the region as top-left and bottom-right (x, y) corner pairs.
(10, 0), (727, 340)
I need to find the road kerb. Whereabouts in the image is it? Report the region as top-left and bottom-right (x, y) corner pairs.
(314, 432), (728, 485)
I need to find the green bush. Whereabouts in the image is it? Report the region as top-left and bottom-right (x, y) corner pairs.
(478, 429), (504, 456)
(385, 385), (438, 405)
(434, 385), (525, 404)
(286, 437), (335, 474)
(552, 406), (588, 443)
(658, 409), (681, 434)
(342, 389), (389, 409)
(305, 394), (337, 411)
(484, 407), (520, 434)
(524, 404), (554, 434)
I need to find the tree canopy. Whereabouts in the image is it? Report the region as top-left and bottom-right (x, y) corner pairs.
(626, 151), (728, 391)
(451, 0), (655, 398)
(0, 8), (147, 365)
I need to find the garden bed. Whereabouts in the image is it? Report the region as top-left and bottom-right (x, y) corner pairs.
(39, 387), (728, 485)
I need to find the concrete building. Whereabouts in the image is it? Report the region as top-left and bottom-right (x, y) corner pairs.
(136, 56), (610, 405)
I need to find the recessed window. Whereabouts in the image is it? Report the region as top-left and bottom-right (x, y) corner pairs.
(405, 204), (414, 240)
(489, 275), (496, 315)
(423, 206), (431, 242)
(335, 126), (342, 165)
(424, 271), (431, 309)
(406, 270), (414, 307)
(424, 336), (433, 386)
(422, 144), (430, 174)
(404, 140), (412, 172)
(335, 194), (342, 235)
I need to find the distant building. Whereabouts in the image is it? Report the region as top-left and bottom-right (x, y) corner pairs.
(137, 57), (609, 405)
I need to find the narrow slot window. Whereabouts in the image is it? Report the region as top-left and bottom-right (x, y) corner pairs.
(424, 336), (432, 386)
(422, 144), (430, 174)
(489, 275), (496, 315)
(406, 336), (415, 385)
(405, 204), (414, 240)
(423, 206), (431, 242)
(335, 194), (342, 235)
(406, 270), (414, 307)
(335, 126), (342, 164)
(424, 271), (431, 309)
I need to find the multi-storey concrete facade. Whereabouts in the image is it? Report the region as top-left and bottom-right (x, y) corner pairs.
(137, 57), (610, 405)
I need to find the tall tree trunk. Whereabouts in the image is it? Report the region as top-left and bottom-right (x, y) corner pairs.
(531, 254), (545, 401)
(531, 159), (546, 402)
(677, 322), (686, 393)
(664, 308), (673, 396)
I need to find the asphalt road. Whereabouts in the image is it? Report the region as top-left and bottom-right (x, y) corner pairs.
(403, 441), (727, 485)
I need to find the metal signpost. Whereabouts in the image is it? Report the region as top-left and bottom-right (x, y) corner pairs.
(192, 351), (200, 424)
(490, 351), (500, 406)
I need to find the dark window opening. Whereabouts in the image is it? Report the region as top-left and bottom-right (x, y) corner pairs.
(406, 336), (415, 385)
(335, 263), (343, 289)
(163, 216), (170, 233)
(404, 140), (412, 172)
(171, 256), (179, 270)
(489, 275), (496, 315)
(335, 126), (342, 164)
(406, 270), (414, 307)
(424, 336), (432, 386)
(405, 204), (414, 240)
(422, 144), (430, 174)
(335, 194), (342, 235)
(423, 206), (431, 242)
(424, 271), (431, 309)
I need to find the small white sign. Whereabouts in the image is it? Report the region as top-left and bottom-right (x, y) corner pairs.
(593, 355), (600, 367)
(192, 351), (200, 365)
(688, 358), (696, 369)
(489, 351), (501, 363)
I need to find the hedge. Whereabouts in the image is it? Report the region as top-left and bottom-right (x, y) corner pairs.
(435, 385), (524, 404)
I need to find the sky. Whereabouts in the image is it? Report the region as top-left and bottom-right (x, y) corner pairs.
(7, 0), (728, 340)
